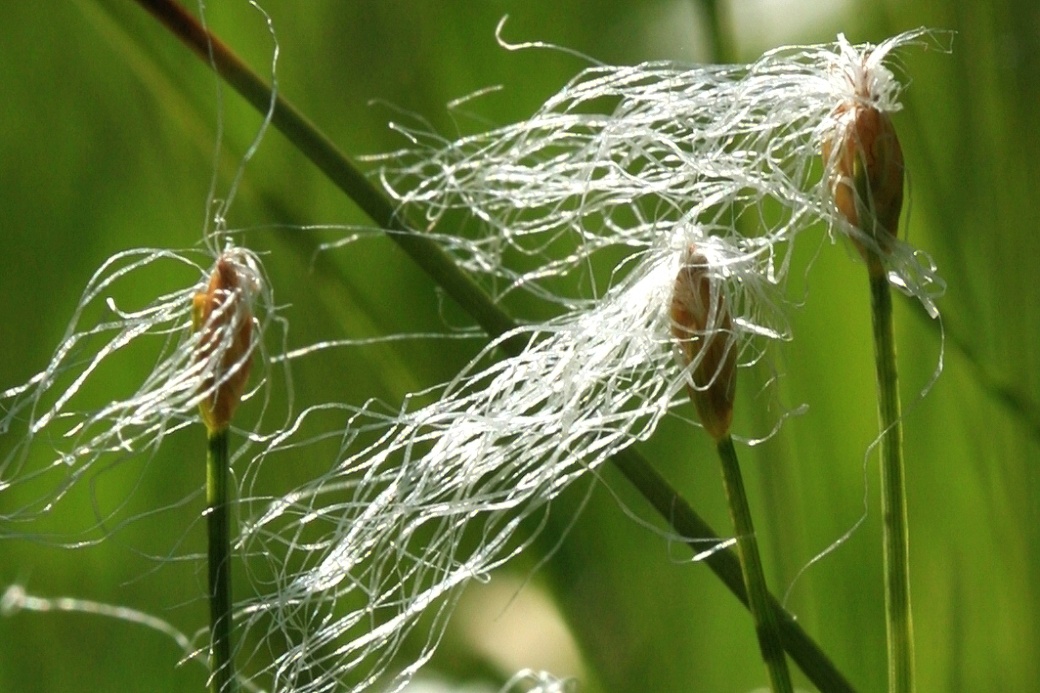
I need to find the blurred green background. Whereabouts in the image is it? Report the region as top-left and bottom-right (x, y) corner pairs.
(1, 1), (1038, 691)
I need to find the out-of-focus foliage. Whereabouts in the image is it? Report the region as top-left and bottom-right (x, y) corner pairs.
(0, 1), (1037, 691)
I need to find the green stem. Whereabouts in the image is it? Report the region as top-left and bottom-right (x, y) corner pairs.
(206, 427), (236, 693)
(129, 3), (855, 690)
(867, 258), (915, 693)
(715, 435), (793, 693)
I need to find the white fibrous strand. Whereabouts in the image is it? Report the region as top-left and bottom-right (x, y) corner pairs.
(0, 244), (274, 534)
(377, 29), (946, 316)
(233, 227), (788, 693)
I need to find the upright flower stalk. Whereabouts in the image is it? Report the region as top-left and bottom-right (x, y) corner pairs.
(868, 249), (913, 693)
(670, 247), (792, 693)
(193, 252), (259, 693)
(823, 36), (917, 693)
(204, 426), (236, 693)
(0, 242), (270, 689)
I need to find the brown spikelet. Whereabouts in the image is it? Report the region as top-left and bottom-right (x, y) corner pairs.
(823, 101), (905, 259)
(192, 257), (254, 433)
(670, 247), (737, 441)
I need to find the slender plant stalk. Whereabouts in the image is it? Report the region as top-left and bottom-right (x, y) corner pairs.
(128, 2), (855, 689)
(206, 427), (236, 693)
(716, 435), (793, 693)
(867, 256), (915, 693)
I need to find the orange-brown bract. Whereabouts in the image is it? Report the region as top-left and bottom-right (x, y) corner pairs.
(670, 248), (737, 442)
(192, 257), (253, 433)
(823, 101), (905, 259)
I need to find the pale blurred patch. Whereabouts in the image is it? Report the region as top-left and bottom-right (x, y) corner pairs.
(729, 0), (853, 53)
(455, 575), (585, 685)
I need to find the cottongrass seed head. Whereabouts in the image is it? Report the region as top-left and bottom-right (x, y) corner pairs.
(0, 242), (277, 536)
